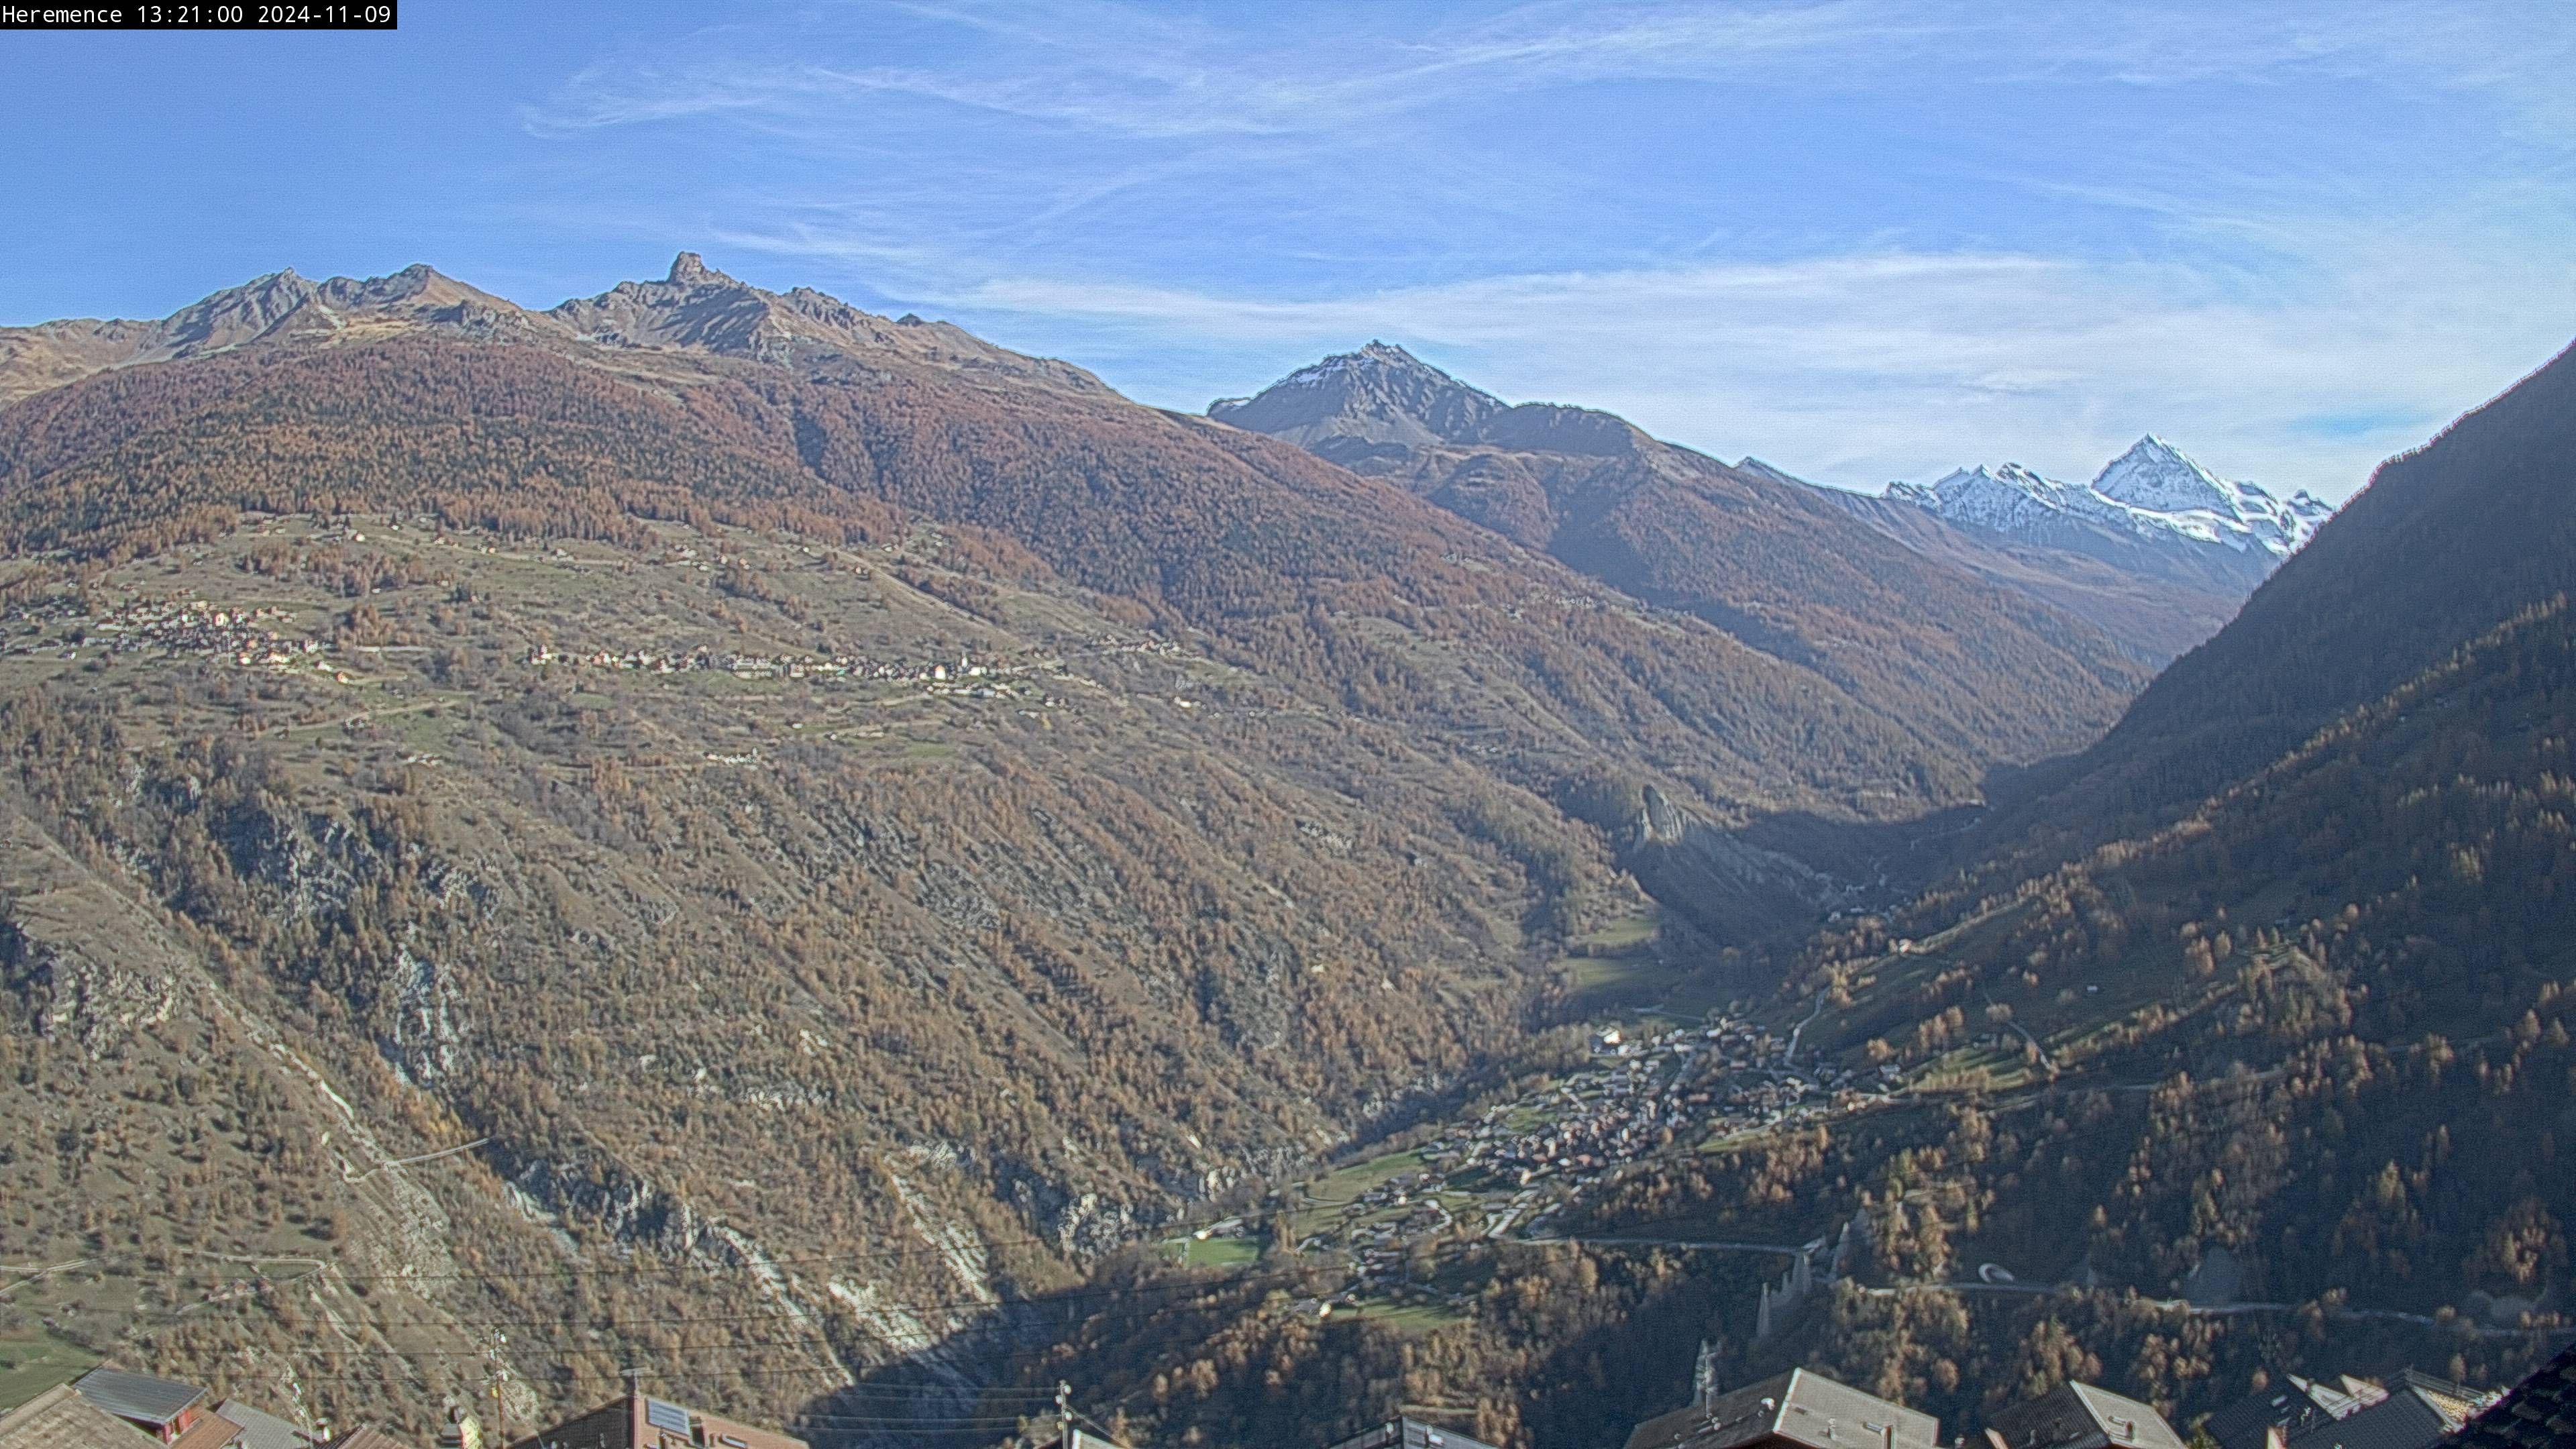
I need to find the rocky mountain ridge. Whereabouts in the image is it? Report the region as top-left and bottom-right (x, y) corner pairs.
(1887, 436), (2336, 594)
(1210, 343), (2225, 682)
(0, 254), (1108, 408)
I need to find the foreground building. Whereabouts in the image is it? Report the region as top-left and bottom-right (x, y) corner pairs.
(505, 1391), (804, 1449)
(1325, 1421), (1500, 1449)
(2443, 1338), (2576, 1448)
(2206, 1368), (2495, 1449)
(0, 1386), (158, 1449)
(70, 1373), (207, 1447)
(1625, 1368), (1940, 1449)
(1986, 1383), (2184, 1449)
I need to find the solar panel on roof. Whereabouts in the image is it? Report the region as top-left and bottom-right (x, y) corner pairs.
(644, 1400), (693, 1438)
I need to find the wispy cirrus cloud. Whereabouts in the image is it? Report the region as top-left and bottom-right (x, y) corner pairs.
(853, 219), (2571, 500)
(529, 1), (1912, 139)
(513, 0), (2576, 502)
(530, 0), (2576, 144)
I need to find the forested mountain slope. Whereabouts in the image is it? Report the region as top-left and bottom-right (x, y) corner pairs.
(998, 344), (2576, 1449)
(1813, 483), (2246, 665)
(1986, 339), (2576, 857)
(0, 258), (2177, 1441)
(1212, 345), (2155, 756)
(987, 594), (2576, 1449)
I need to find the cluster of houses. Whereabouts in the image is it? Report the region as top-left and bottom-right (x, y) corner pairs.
(521, 645), (1005, 686)
(1261, 1014), (1941, 1305)
(1278, 1014), (1913, 1282)
(517, 645), (1073, 712)
(5, 1345), (2567, 1449)
(1421, 1017), (1867, 1202)
(1, 596), (325, 669)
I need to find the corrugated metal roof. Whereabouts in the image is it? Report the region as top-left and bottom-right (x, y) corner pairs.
(73, 1373), (205, 1429)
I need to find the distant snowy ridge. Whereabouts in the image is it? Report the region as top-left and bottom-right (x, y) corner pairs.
(1888, 435), (2334, 560)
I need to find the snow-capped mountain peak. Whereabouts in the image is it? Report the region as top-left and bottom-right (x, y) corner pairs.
(1888, 463), (2080, 533)
(1888, 438), (2336, 570)
(2091, 435), (2241, 515)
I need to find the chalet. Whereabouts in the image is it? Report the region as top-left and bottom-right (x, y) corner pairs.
(0, 1385), (157, 1449)
(1984, 1383), (2184, 1449)
(72, 1373), (205, 1445)
(1625, 1368), (1939, 1449)
(1324, 1418), (1501, 1449)
(507, 1391), (805, 1449)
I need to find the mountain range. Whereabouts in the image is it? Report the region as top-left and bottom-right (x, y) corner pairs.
(0, 256), (2192, 1438)
(1210, 342), (2313, 669)
(1884, 437), (2333, 595)
(2, 256), (2566, 1449)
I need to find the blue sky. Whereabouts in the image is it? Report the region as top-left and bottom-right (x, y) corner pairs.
(3, 1), (2571, 500)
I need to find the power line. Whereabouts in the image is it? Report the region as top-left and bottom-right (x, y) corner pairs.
(164, 1260), (1336, 1336)
(61, 1233), (1097, 1287)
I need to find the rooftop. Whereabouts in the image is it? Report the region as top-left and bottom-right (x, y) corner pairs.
(1988, 1383), (2185, 1449)
(209, 1404), (308, 1449)
(0, 1386), (156, 1449)
(72, 1374), (205, 1431)
(2447, 1338), (2576, 1449)
(165, 1415), (242, 1449)
(510, 1392), (804, 1449)
(1625, 1368), (1941, 1449)
(1324, 1420), (1501, 1449)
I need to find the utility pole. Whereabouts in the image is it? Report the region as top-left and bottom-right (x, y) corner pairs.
(1055, 1383), (1073, 1449)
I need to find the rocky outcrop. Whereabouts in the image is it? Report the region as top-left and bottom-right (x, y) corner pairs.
(1622, 787), (1832, 942)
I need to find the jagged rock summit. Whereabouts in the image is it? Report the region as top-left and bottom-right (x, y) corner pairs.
(0, 252), (1110, 407)
(1210, 341), (1651, 468)
(0, 262), (534, 404)
(665, 250), (721, 285)
(1891, 435), (2335, 563)
(541, 251), (1110, 394)
(1210, 341), (1510, 451)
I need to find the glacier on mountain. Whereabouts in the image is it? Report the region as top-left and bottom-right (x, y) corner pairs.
(1888, 435), (2334, 560)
